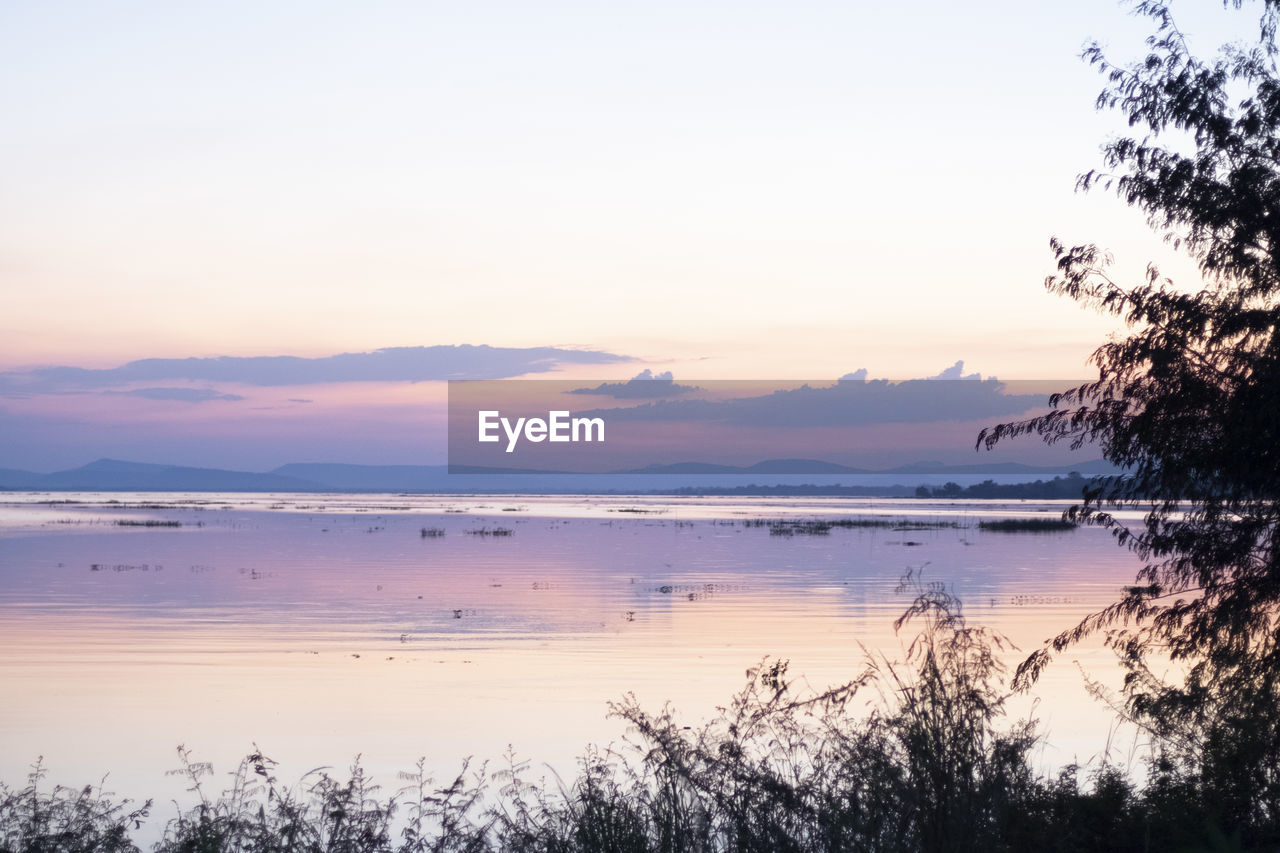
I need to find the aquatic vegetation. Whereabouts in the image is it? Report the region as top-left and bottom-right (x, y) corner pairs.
(976, 519), (1078, 533)
(745, 517), (962, 536)
(419, 527), (446, 538)
(90, 563), (163, 573)
(464, 527), (514, 537)
(114, 520), (183, 528)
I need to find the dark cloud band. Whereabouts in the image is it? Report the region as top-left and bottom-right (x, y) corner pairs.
(0, 344), (634, 395)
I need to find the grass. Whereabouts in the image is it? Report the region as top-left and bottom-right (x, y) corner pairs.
(0, 761), (148, 853)
(114, 520), (183, 528)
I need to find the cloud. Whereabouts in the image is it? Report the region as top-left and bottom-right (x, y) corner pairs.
(0, 344), (634, 396)
(575, 370), (1045, 427)
(926, 360), (985, 381)
(568, 369), (700, 399)
(106, 387), (246, 403)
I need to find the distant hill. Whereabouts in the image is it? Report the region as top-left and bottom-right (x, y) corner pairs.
(0, 457), (1122, 493)
(0, 468), (46, 488)
(270, 463), (450, 490)
(883, 458), (1122, 476)
(618, 458), (1120, 477)
(3, 459), (320, 492)
(623, 459), (872, 475)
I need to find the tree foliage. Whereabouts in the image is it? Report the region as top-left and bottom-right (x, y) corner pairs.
(980, 0), (1280, 835)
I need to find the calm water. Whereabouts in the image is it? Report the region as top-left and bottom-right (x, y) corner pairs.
(0, 492), (1147, 831)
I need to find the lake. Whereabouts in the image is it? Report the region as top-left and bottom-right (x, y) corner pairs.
(0, 492), (1147, 836)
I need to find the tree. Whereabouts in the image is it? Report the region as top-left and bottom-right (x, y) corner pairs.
(979, 0), (1280, 837)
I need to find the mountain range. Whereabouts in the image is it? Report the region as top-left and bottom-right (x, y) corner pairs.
(0, 458), (1122, 493)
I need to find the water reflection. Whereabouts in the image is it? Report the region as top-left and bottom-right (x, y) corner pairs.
(0, 493), (1143, 834)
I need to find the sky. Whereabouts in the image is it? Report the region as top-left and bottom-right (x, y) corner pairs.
(0, 0), (1258, 470)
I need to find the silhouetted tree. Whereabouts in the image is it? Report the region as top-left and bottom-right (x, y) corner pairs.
(980, 0), (1280, 840)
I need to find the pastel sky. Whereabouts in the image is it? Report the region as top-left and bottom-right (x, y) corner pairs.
(0, 1), (1248, 469)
